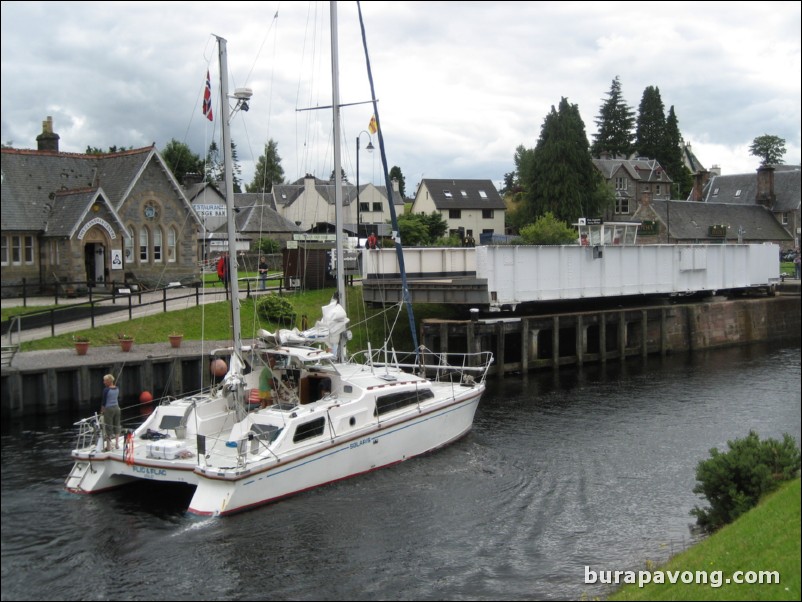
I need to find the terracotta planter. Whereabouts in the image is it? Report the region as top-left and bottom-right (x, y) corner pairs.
(119, 338), (134, 352)
(74, 342), (89, 356)
(169, 335), (183, 348)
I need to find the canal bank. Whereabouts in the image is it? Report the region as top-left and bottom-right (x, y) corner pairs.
(1, 291), (799, 417)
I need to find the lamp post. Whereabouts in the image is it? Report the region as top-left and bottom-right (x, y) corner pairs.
(356, 131), (374, 245)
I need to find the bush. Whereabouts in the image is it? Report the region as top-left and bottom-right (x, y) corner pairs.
(256, 295), (296, 328)
(690, 430), (801, 533)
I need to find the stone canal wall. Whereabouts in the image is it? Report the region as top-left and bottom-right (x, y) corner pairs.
(1, 295), (799, 417)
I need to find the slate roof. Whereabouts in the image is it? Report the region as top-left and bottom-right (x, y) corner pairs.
(419, 179), (505, 210)
(1, 145), (193, 233)
(648, 200), (792, 242)
(592, 158), (673, 183)
(702, 167), (801, 212)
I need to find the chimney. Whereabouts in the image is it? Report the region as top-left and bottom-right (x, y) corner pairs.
(640, 189), (651, 207)
(692, 169), (710, 202)
(36, 116), (60, 152)
(756, 165), (775, 208)
(304, 173), (316, 194)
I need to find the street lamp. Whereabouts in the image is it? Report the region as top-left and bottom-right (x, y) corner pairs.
(356, 131), (374, 245)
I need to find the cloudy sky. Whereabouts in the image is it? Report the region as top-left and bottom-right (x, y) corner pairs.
(2, 1), (800, 195)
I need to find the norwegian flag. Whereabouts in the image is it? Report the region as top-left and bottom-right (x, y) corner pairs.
(203, 70), (213, 121)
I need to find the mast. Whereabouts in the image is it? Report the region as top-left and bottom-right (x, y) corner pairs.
(216, 35), (243, 356)
(330, 1), (347, 361)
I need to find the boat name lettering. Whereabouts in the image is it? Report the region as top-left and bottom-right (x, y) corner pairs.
(132, 466), (168, 478)
(349, 437), (373, 449)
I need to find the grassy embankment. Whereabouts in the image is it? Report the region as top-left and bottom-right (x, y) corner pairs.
(606, 477), (801, 601)
(5, 284), (464, 353)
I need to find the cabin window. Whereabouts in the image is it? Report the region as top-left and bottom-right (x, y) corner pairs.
(375, 388), (434, 416)
(293, 417), (325, 443)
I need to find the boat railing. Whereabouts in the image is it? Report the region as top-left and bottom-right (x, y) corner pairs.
(73, 414), (103, 452)
(352, 346), (493, 383)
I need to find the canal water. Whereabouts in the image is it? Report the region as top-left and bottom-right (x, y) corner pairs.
(1, 342), (799, 601)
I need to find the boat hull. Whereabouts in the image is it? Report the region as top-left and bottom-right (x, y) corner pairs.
(188, 388), (483, 515)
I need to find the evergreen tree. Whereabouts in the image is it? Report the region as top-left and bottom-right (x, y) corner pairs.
(663, 106), (694, 199)
(161, 139), (203, 184)
(389, 165), (406, 198)
(525, 97), (610, 223)
(205, 140), (243, 192)
(749, 135), (787, 165)
(246, 139), (285, 193)
(635, 85), (666, 161)
(590, 76), (635, 159)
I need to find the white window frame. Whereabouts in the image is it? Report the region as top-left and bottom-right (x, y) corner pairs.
(139, 227), (149, 262)
(168, 227), (177, 263)
(153, 228), (163, 263)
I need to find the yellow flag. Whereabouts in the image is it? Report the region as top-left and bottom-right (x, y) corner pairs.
(368, 115), (378, 134)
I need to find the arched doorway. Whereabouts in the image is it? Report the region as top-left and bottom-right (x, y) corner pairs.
(82, 228), (111, 287)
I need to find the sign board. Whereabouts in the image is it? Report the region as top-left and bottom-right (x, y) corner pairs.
(110, 249), (124, 270)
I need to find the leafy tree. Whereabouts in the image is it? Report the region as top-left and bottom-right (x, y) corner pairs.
(518, 212), (578, 245)
(396, 213), (431, 246)
(421, 211), (449, 241)
(204, 140), (243, 192)
(161, 139), (203, 185)
(524, 97), (608, 223)
(247, 139), (285, 193)
(749, 134), (787, 165)
(254, 237), (280, 254)
(590, 76), (635, 159)
(690, 431), (800, 533)
(389, 165), (406, 198)
(635, 85), (666, 161)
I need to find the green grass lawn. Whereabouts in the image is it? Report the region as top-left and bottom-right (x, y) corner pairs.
(606, 478), (801, 601)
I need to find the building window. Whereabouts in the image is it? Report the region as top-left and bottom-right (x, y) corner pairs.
(11, 236), (21, 265)
(449, 209), (461, 219)
(49, 240), (59, 266)
(372, 202), (382, 212)
(482, 209), (493, 219)
(712, 188), (719, 196)
(23, 236), (34, 264)
(443, 190), (452, 199)
(735, 189), (742, 197)
(782, 212), (789, 225)
(153, 228), (163, 263)
(168, 227), (177, 262)
(615, 198), (630, 214)
(359, 202), (369, 213)
(655, 184), (662, 196)
(478, 190), (488, 199)
(615, 177), (627, 190)
(125, 226), (135, 263)
(461, 190), (468, 198)
(0, 237), (7, 266)
(139, 228), (149, 262)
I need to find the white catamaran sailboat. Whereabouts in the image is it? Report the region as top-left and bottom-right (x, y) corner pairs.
(65, 5), (493, 516)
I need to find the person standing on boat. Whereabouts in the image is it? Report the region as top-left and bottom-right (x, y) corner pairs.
(100, 374), (121, 450)
(258, 256), (268, 291)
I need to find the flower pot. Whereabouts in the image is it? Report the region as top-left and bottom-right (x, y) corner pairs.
(119, 339), (134, 352)
(74, 342), (89, 356)
(169, 335), (183, 349)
